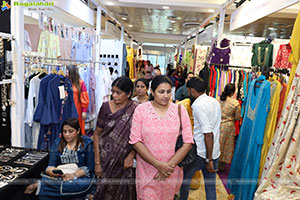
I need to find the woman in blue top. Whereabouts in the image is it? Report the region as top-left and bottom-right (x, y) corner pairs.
(24, 118), (95, 199)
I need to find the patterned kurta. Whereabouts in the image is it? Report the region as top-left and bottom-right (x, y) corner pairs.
(129, 102), (193, 200)
(218, 97), (241, 163)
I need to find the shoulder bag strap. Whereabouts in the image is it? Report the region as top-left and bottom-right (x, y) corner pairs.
(178, 104), (182, 134)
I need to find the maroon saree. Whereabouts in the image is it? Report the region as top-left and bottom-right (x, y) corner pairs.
(94, 100), (138, 200)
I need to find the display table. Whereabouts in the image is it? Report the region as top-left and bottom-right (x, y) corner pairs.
(0, 145), (49, 200)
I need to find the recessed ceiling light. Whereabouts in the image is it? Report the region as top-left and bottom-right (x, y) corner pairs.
(128, 24), (133, 28)
(208, 9), (215, 12)
(121, 17), (127, 20)
(167, 27), (173, 31)
(170, 20), (176, 24)
(248, 33), (254, 36)
(106, 1), (114, 6)
(162, 6), (170, 9)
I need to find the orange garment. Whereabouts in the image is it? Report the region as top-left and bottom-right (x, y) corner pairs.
(276, 82), (287, 126)
(72, 80), (89, 135)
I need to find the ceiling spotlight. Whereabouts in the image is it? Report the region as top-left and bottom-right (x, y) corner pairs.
(170, 20), (176, 24)
(106, 1), (114, 6)
(121, 17), (127, 20)
(128, 24), (133, 28)
(167, 27), (173, 31)
(162, 6), (170, 9)
(248, 33), (254, 36)
(208, 9), (215, 12)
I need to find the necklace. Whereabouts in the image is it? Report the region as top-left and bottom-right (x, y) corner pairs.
(257, 46), (269, 67)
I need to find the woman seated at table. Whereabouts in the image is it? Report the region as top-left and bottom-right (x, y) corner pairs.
(24, 118), (94, 199)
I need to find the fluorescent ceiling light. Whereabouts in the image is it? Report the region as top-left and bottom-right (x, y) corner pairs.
(208, 9), (215, 12)
(106, 1), (114, 6)
(170, 20), (176, 24)
(162, 6), (170, 9)
(121, 17), (127, 20)
(128, 24), (133, 27)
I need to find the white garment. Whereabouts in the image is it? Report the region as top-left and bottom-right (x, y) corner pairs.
(192, 93), (221, 160)
(230, 45), (252, 66)
(24, 30), (32, 51)
(95, 67), (106, 117)
(25, 75), (41, 148)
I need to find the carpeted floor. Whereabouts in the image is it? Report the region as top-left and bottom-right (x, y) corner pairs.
(188, 171), (229, 200)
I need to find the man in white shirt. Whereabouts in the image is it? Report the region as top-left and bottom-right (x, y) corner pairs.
(179, 77), (221, 200)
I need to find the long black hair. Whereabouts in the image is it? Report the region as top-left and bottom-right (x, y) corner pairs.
(220, 83), (236, 101)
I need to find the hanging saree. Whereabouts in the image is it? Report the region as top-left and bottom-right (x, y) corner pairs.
(227, 75), (270, 200)
(255, 61), (300, 200)
(94, 100), (138, 200)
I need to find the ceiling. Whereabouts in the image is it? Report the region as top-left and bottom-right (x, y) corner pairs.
(95, 0), (300, 44)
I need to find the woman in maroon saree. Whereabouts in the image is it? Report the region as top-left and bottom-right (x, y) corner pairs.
(93, 77), (138, 200)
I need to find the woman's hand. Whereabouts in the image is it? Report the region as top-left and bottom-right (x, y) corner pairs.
(95, 163), (102, 178)
(124, 155), (134, 169)
(62, 173), (76, 181)
(155, 161), (175, 177)
(153, 171), (168, 181)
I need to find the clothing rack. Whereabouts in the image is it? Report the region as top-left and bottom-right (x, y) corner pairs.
(206, 62), (254, 69)
(0, 32), (15, 40)
(22, 55), (106, 64)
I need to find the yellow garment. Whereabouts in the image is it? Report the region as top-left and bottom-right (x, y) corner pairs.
(286, 10), (300, 105)
(177, 98), (200, 189)
(177, 98), (194, 129)
(259, 78), (281, 179)
(126, 47), (134, 80)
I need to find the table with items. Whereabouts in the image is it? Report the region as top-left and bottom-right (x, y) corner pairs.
(0, 145), (49, 199)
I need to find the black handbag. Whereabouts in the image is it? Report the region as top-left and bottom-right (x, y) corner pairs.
(175, 105), (197, 168)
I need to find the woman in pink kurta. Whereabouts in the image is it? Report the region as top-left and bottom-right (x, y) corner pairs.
(130, 75), (194, 200)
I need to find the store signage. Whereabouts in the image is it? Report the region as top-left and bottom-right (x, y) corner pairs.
(230, 0), (299, 31)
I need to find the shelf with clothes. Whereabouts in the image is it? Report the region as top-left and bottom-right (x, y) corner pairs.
(22, 56), (112, 149)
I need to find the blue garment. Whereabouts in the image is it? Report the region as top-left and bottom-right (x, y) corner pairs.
(37, 75), (78, 150)
(39, 136), (94, 199)
(179, 156), (219, 200)
(79, 66), (90, 95)
(34, 74), (56, 122)
(122, 43), (127, 76)
(71, 41), (87, 61)
(227, 75), (270, 200)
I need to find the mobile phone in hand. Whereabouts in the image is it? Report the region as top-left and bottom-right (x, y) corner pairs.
(52, 169), (64, 175)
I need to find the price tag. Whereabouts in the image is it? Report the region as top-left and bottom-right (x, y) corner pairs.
(58, 86), (65, 99)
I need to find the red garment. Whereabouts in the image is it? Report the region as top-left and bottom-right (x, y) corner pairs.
(235, 120), (240, 136)
(211, 67), (217, 96)
(209, 67), (214, 96)
(72, 80), (89, 135)
(273, 44), (293, 69)
(276, 82), (287, 126)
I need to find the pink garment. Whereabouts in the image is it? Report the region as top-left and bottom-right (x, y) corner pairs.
(130, 102), (193, 200)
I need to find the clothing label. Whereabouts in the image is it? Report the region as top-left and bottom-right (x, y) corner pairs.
(58, 86), (65, 99)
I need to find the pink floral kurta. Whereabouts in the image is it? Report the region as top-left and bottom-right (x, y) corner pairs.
(130, 102), (193, 200)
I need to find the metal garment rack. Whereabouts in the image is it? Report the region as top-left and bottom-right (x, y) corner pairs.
(23, 55), (107, 65)
(206, 62), (254, 70)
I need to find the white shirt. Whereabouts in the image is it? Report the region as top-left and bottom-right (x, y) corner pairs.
(192, 93), (221, 160)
